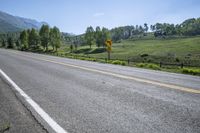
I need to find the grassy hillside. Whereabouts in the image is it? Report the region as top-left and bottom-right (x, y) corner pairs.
(64, 36), (200, 66)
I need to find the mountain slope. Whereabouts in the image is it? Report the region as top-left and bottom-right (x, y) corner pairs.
(0, 11), (47, 33)
(0, 19), (21, 32)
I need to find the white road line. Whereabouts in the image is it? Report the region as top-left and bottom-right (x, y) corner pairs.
(0, 69), (68, 133)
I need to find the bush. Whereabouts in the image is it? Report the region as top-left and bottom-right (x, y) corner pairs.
(136, 63), (145, 67)
(182, 68), (200, 75)
(111, 60), (126, 65)
(136, 63), (160, 70)
(78, 57), (86, 60)
(147, 64), (160, 70)
(99, 59), (106, 63)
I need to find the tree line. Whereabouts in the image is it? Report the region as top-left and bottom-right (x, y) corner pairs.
(65, 26), (111, 51)
(110, 18), (200, 41)
(110, 23), (148, 42)
(0, 25), (62, 52)
(65, 17), (200, 47)
(1, 17), (200, 50)
(152, 18), (200, 37)
(85, 26), (110, 48)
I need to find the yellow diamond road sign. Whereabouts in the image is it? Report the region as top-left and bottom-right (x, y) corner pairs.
(105, 40), (112, 52)
(106, 40), (112, 46)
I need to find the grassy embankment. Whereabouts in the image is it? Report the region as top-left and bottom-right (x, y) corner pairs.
(40, 36), (200, 75)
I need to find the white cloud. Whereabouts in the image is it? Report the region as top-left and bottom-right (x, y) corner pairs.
(93, 12), (105, 17)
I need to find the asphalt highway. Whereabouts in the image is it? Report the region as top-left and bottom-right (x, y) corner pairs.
(0, 77), (47, 133)
(0, 48), (200, 133)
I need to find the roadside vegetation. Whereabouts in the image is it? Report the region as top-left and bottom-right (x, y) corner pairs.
(0, 17), (200, 76)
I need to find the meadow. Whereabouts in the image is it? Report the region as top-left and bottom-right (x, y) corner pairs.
(50, 36), (200, 75)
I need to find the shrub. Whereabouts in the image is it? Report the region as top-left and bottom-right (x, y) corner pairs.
(147, 64), (160, 70)
(111, 60), (126, 65)
(79, 57), (86, 60)
(121, 61), (126, 66)
(98, 59), (106, 63)
(136, 63), (145, 67)
(87, 58), (96, 61)
(182, 68), (200, 75)
(136, 63), (160, 70)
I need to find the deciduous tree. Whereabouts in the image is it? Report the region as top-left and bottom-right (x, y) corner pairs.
(39, 25), (50, 51)
(20, 30), (28, 50)
(85, 26), (95, 49)
(50, 26), (61, 51)
(29, 28), (40, 49)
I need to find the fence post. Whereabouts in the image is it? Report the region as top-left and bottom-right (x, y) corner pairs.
(181, 63), (183, 68)
(160, 62), (162, 68)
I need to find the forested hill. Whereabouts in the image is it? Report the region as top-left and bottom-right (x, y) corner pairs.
(110, 18), (200, 41)
(0, 11), (47, 33)
(62, 17), (200, 46)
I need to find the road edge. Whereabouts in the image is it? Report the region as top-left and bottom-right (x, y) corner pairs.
(0, 69), (68, 133)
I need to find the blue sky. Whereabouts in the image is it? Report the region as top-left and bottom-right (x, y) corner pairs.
(0, 0), (200, 34)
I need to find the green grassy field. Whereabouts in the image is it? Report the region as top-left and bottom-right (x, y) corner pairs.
(62, 36), (200, 65)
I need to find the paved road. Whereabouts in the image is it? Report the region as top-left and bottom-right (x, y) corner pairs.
(0, 48), (200, 133)
(0, 77), (47, 133)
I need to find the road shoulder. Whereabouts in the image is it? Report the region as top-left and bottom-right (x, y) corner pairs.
(0, 77), (47, 133)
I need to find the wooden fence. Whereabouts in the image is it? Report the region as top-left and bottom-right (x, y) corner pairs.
(53, 52), (200, 68)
